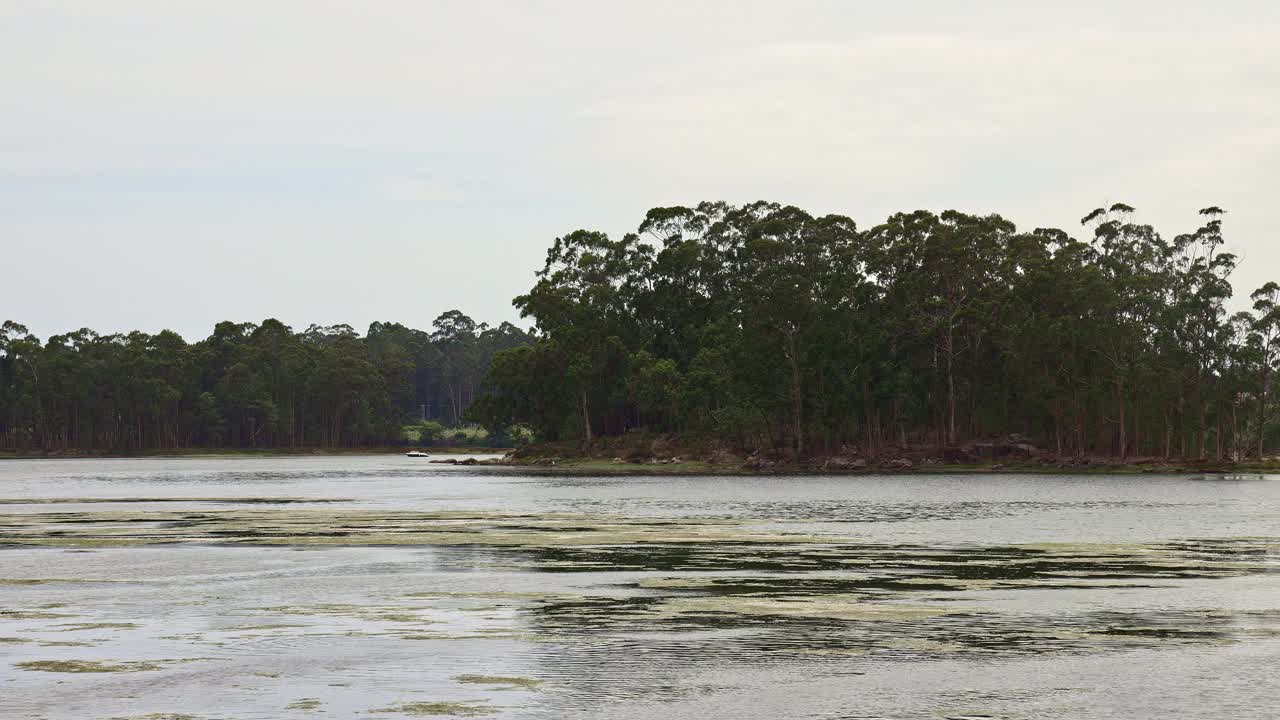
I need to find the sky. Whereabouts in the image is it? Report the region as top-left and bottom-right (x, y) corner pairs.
(3, 1), (1278, 341)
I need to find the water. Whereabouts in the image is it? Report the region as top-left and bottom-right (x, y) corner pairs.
(0, 456), (1276, 719)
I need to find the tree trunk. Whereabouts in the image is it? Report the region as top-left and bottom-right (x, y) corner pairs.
(1232, 402), (1240, 462)
(1163, 410), (1172, 460)
(786, 330), (803, 458)
(1215, 405), (1223, 461)
(1260, 370), (1269, 460)
(1117, 379), (1127, 461)
(580, 389), (593, 443)
(1199, 400), (1208, 460)
(945, 324), (956, 446)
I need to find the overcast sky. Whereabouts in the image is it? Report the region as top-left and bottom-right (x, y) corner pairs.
(3, 1), (1277, 340)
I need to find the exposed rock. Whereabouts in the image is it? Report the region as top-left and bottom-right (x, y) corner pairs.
(964, 441), (1040, 461)
(428, 457), (479, 465)
(743, 452), (776, 471)
(708, 449), (743, 465)
(882, 458), (913, 470)
(824, 456), (867, 470)
(940, 446), (978, 463)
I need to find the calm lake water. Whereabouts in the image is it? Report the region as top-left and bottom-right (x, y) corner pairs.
(1, 456), (1277, 719)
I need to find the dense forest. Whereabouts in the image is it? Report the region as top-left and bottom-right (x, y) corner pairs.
(0, 312), (530, 451)
(6, 201), (1280, 461)
(469, 201), (1280, 461)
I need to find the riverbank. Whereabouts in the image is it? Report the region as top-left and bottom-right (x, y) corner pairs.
(503, 456), (1280, 476)
(0, 446), (510, 460)
(498, 437), (1280, 476)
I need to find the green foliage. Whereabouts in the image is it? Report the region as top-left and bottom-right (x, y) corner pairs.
(472, 202), (1280, 460)
(408, 420), (448, 444)
(7, 202), (1278, 462)
(0, 313), (531, 451)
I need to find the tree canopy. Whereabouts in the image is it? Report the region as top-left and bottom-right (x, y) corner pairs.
(8, 201), (1279, 461)
(470, 201), (1280, 461)
(0, 313), (530, 451)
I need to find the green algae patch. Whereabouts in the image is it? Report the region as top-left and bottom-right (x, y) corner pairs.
(105, 715), (203, 720)
(55, 621), (139, 631)
(653, 595), (973, 622)
(370, 700), (498, 716)
(286, 698), (322, 710)
(0, 508), (825, 548)
(455, 674), (544, 690)
(0, 497), (349, 505)
(251, 603), (437, 626)
(0, 636), (32, 644)
(0, 573), (128, 586)
(16, 659), (164, 673)
(221, 623), (309, 631)
(0, 610), (74, 620)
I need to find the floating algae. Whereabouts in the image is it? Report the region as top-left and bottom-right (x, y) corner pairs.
(38, 640), (98, 647)
(54, 622), (139, 631)
(286, 698), (322, 710)
(105, 715), (203, 720)
(650, 594), (973, 622)
(0, 497), (349, 505)
(0, 508), (824, 548)
(249, 603), (438, 627)
(455, 674), (545, 690)
(0, 610), (74, 620)
(0, 576), (128, 584)
(370, 701), (498, 716)
(16, 659), (164, 673)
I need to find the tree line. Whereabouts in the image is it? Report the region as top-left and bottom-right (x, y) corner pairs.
(0, 313), (531, 451)
(469, 201), (1280, 461)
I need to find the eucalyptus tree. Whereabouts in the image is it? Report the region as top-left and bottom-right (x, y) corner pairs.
(515, 229), (654, 441)
(1, 314), (528, 452)
(1080, 204), (1170, 459)
(1249, 282), (1280, 458)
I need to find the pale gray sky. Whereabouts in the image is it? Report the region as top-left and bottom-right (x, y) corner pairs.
(3, 1), (1278, 340)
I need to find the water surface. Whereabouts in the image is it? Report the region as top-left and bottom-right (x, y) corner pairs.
(1, 457), (1277, 719)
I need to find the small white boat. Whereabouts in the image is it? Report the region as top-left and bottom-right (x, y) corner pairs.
(405, 450), (430, 458)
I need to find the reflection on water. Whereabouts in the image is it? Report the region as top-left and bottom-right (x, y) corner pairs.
(0, 457), (1277, 719)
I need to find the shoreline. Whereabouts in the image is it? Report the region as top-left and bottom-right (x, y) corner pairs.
(1, 448), (1274, 476)
(496, 457), (1280, 476)
(0, 446), (510, 460)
